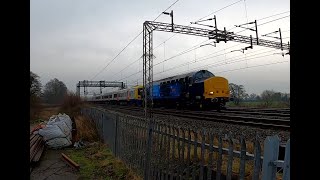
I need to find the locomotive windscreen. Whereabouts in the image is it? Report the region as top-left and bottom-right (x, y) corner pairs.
(194, 70), (214, 81)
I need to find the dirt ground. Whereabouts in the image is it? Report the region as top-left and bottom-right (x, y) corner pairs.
(30, 149), (80, 180)
(30, 105), (80, 180)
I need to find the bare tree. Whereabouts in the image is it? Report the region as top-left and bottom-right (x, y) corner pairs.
(281, 93), (290, 105)
(229, 83), (248, 105)
(30, 71), (42, 97)
(30, 71), (43, 120)
(30, 71), (42, 106)
(261, 90), (275, 107)
(248, 93), (258, 101)
(43, 78), (68, 104)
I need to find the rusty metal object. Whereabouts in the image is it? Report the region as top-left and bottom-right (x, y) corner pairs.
(61, 153), (80, 171)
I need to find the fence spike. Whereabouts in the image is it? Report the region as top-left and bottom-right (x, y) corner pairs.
(216, 130), (223, 180)
(239, 134), (246, 180)
(282, 139), (290, 180)
(262, 135), (280, 180)
(226, 132), (234, 180)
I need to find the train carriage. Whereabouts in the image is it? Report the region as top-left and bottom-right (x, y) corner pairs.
(87, 70), (230, 110)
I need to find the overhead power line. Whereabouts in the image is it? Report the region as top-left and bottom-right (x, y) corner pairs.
(216, 60), (289, 74)
(127, 50), (284, 85)
(90, 32), (142, 80)
(90, 0), (182, 81)
(126, 48), (276, 84)
(259, 15), (290, 26)
(234, 15), (290, 34)
(154, 0), (243, 51)
(113, 11), (291, 85)
(257, 11), (290, 21)
(196, 0), (243, 22)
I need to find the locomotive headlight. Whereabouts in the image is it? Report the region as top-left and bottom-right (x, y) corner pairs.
(209, 91), (214, 94)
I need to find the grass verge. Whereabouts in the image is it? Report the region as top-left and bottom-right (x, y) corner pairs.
(65, 142), (141, 180)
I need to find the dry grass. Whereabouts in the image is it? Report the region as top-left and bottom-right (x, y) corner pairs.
(71, 113), (141, 179)
(66, 142), (142, 180)
(60, 92), (92, 117)
(74, 115), (100, 142)
(30, 104), (61, 124)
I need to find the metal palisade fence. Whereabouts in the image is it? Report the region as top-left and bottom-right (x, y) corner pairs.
(81, 107), (290, 180)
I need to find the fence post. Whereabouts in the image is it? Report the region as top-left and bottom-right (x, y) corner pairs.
(216, 131), (223, 180)
(114, 114), (119, 157)
(239, 135), (246, 180)
(207, 130), (214, 180)
(200, 128), (206, 180)
(192, 130), (198, 180)
(282, 139), (290, 180)
(253, 134), (262, 180)
(144, 118), (155, 180)
(262, 135), (280, 180)
(226, 132), (234, 180)
(186, 128), (191, 179)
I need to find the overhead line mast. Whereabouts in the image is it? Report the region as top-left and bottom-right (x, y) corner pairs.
(142, 13), (289, 180)
(143, 15), (289, 117)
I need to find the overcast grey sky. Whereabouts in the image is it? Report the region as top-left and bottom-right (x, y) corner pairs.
(30, 0), (290, 95)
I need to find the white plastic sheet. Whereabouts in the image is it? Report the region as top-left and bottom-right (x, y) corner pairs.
(37, 113), (73, 148)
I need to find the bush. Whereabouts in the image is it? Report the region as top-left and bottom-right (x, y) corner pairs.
(61, 92), (83, 117)
(30, 95), (42, 121)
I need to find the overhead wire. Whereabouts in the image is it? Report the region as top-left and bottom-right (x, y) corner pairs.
(90, 0), (182, 81)
(92, 3), (290, 93)
(157, 51), (278, 79)
(235, 15), (290, 34)
(159, 49), (277, 76)
(216, 60), (289, 74)
(126, 48), (277, 84)
(153, 0), (243, 51)
(87, 0), (182, 93)
(127, 50), (282, 85)
(113, 0), (246, 86)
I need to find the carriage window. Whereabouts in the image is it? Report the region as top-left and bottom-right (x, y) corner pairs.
(114, 94), (117, 98)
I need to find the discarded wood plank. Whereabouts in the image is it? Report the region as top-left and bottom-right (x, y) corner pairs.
(61, 153), (80, 171)
(30, 134), (36, 141)
(30, 138), (43, 162)
(30, 135), (41, 148)
(32, 141), (45, 162)
(31, 139), (44, 162)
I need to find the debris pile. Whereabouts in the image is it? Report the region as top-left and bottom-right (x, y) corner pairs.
(35, 113), (73, 149)
(30, 113), (74, 166)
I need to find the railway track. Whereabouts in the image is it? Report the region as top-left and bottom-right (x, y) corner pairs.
(95, 104), (290, 131)
(224, 107), (290, 113)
